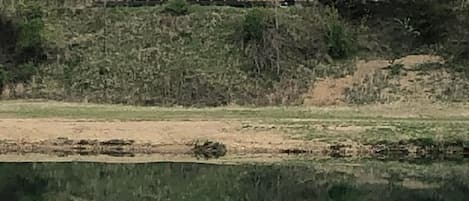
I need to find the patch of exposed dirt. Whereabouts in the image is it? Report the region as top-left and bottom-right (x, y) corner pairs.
(303, 55), (444, 105)
(0, 118), (329, 157)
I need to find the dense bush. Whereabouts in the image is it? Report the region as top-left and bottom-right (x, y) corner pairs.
(315, 7), (357, 59)
(0, 65), (7, 87)
(325, 0), (459, 57)
(164, 0), (190, 16)
(242, 9), (266, 43)
(324, 18), (355, 59)
(0, 3), (46, 92)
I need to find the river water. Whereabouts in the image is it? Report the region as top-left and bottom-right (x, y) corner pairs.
(0, 159), (468, 201)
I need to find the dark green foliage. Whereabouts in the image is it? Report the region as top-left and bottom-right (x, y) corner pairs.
(0, 65), (8, 89)
(389, 63), (403, 76)
(14, 3), (45, 64)
(328, 185), (362, 201)
(439, 6), (469, 76)
(17, 18), (43, 51)
(241, 9), (280, 80)
(1, 162), (469, 201)
(164, 0), (190, 16)
(0, 165), (48, 201)
(406, 0), (455, 45)
(13, 62), (37, 82)
(325, 19), (355, 59)
(327, 0), (459, 57)
(242, 9), (266, 43)
(0, 3), (46, 91)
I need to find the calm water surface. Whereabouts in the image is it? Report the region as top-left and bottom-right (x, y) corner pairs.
(1, 160), (468, 201)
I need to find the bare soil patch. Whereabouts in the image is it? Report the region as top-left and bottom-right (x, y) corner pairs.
(0, 118), (328, 156)
(304, 55), (444, 105)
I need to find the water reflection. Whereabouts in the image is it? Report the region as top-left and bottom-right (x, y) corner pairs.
(0, 161), (468, 201)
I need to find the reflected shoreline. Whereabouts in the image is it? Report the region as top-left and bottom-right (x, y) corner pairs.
(0, 158), (468, 201)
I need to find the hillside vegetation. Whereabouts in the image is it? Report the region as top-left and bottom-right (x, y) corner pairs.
(0, 0), (468, 106)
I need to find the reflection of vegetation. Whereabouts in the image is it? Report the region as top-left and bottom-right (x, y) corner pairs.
(328, 185), (362, 201)
(0, 161), (468, 201)
(0, 164), (48, 201)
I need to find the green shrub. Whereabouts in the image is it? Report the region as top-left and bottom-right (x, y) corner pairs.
(16, 3), (44, 42)
(389, 63), (404, 76)
(13, 62), (37, 83)
(243, 9), (266, 43)
(17, 18), (43, 51)
(164, 0), (190, 16)
(0, 3), (45, 86)
(0, 65), (8, 90)
(324, 9), (355, 59)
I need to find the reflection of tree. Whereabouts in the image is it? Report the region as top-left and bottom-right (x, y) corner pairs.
(328, 185), (362, 201)
(237, 166), (321, 201)
(0, 165), (48, 201)
(0, 162), (468, 201)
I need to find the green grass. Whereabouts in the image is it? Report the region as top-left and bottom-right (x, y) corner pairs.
(253, 119), (469, 144)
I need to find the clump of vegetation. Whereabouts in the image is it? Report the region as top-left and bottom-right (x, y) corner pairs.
(439, 6), (469, 76)
(344, 72), (396, 104)
(0, 3), (46, 93)
(240, 8), (276, 77)
(242, 9), (266, 43)
(369, 137), (468, 159)
(389, 63), (404, 76)
(330, 0), (456, 44)
(192, 140), (227, 159)
(164, 0), (190, 16)
(323, 8), (355, 59)
(435, 76), (469, 102)
(0, 65), (7, 88)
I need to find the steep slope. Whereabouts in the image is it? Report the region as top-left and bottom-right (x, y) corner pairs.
(303, 55), (451, 105)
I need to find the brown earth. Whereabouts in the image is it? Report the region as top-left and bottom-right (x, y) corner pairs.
(0, 118), (467, 162)
(0, 118), (330, 157)
(303, 55), (444, 105)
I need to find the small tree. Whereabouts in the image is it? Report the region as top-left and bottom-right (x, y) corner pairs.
(164, 0), (190, 16)
(0, 3), (46, 89)
(0, 64), (8, 91)
(323, 8), (355, 59)
(243, 9), (266, 43)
